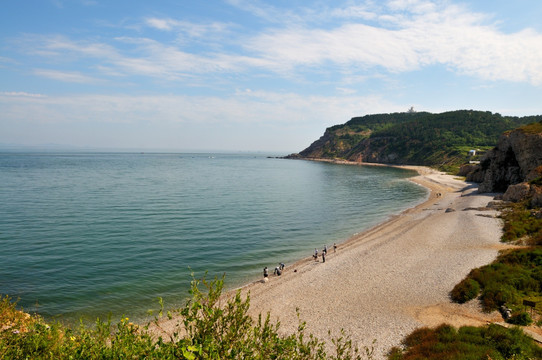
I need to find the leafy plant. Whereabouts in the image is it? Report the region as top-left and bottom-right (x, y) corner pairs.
(507, 312), (533, 326)
(450, 278), (480, 303)
(1, 275), (373, 360)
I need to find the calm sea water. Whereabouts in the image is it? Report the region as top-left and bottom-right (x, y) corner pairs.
(0, 152), (427, 324)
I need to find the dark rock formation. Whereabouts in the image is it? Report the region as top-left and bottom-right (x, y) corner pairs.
(467, 124), (542, 193)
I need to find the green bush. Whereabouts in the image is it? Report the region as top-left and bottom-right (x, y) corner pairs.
(501, 202), (542, 244)
(452, 246), (542, 313)
(480, 284), (519, 312)
(450, 278), (480, 303)
(507, 312), (533, 326)
(389, 324), (542, 360)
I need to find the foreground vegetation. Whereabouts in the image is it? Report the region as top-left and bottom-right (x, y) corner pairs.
(387, 324), (542, 360)
(1, 276), (371, 359)
(3, 274), (541, 359)
(451, 248), (542, 319)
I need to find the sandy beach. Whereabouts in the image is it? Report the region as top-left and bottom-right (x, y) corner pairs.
(156, 164), (505, 358)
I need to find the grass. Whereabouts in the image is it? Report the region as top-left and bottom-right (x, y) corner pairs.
(501, 201), (542, 245)
(519, 121), (542, 135)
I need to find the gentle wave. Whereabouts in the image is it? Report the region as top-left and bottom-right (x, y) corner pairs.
(0, 152), (427, 323)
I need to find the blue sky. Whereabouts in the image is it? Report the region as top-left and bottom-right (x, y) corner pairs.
(1, 0), (542, 152)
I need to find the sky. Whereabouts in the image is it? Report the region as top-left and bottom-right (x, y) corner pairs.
(1, 0), (542, 153)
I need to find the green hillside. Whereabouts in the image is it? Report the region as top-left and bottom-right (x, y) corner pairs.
(295, 110), (542, 172)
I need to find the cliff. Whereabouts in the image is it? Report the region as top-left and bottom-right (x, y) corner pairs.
(466, 122), (542, 195)
(287, 110), (541, 170)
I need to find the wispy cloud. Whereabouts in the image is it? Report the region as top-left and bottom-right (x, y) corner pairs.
(12, 1), (542, 86)
(244, 1), (542, 84)
(0, 91), (46, 98)
(145, 17), (232, 38)
(33, 69), (104, 84)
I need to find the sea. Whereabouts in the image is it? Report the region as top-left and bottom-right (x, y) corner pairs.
(0, 151), (428, 324)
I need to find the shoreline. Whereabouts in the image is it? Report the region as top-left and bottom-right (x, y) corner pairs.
(153, 161), (505, 358)
(220, 160), (435, 294)
(217, 161), (437, 296)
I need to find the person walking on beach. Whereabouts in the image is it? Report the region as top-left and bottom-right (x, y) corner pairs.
(323, 245), (327, 255)
(333, 243), (337, 253)
(279, 262), (285, 271)
(314, 248), (318, 261)
(274, 266), (282, 276)
(263, 266), (268, 278)
(322, 251), (326, 263)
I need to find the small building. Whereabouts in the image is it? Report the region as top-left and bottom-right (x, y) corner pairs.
(468, 150), (476, 156)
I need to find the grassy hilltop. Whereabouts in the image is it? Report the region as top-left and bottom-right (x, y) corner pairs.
(292, 110), (542, 172)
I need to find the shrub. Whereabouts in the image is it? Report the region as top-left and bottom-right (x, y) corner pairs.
(450, 278), (480, 303)
(506, 312), (533, 326)
(389, 324), (542, 360)
(480, 284), (519, 312)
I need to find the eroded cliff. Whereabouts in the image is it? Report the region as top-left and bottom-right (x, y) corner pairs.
(466, 122), (542, 193)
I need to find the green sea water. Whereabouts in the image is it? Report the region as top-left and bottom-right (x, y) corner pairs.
(0, 152), (427, 324)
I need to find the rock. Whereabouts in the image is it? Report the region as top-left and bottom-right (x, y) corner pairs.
(503, 182), (531, 202)
(445, 208), (456, 213)
(468, 126), (542, 193)
(487, 201), (503, 209)
(531, 184), (542, 207)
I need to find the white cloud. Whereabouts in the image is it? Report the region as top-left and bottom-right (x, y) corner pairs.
(244, 1), (542, 84)
(145, 17), (232, 38)
(0, 91), (46, 98)
(330, 5), (378, 20)
(13, 1), (542, 86)
(33, 69), (104, 84)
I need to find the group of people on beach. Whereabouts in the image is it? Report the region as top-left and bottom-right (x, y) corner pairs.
(263, 262), (285, 279)
(313, 243), (337, 263)
(263, 243), (338, 280)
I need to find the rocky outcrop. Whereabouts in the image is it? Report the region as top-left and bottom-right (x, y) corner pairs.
(503, 183), (542, 208)
(503, 183), (532, 202)
(285, 129), (401, 164)
(467, 124), (542, 193)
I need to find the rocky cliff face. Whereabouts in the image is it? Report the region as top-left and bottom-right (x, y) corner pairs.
(467, 123), (542, 193)
(288, 129), (400, 164)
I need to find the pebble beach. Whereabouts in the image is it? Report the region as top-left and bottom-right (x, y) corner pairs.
(156, 165), (505, 358)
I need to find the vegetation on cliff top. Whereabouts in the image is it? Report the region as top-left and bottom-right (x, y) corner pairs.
(296, 110), (541, 172)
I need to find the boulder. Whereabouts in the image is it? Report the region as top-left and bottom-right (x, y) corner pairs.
(531, 184), (542, 207)
(503, 183), (531, 202)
